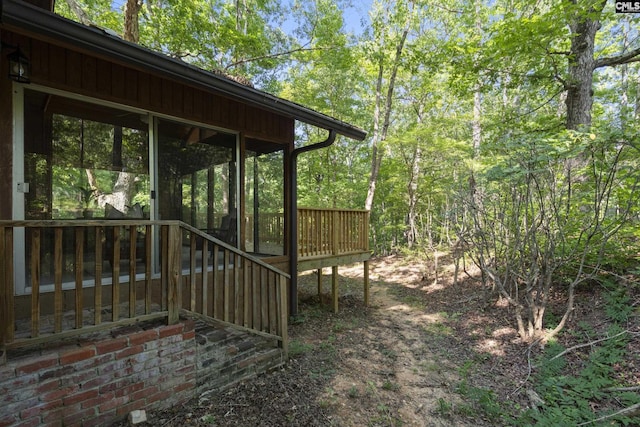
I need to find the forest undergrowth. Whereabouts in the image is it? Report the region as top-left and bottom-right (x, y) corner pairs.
(117, 253), (640, 426)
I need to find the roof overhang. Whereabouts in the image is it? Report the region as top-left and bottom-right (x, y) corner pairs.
(0, 0), (367, 141)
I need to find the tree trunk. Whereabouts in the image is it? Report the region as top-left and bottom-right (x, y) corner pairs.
(564, 1), (604, 130)
(406, 144), (422, 248)
(124, 0), (143, 43)
(64, 0), (92, 25)
(364, 9), (411, 211)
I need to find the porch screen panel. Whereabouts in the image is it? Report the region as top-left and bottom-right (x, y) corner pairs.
(245, 140), (284, 256)
(22, 89), (150, 287)
(156, 118), (237, 246)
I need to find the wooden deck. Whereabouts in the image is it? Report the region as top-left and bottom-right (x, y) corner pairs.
(0, 208), (370, 352)
(297, 208), (371, 313)
(0, 221), (289, 355)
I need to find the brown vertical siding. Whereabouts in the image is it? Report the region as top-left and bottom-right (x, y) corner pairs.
(0, 33), (14, 220)
(22, 36), (294, 141)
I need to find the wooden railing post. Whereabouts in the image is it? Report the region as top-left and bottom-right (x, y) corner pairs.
(0, 226), (8, 353)
(167, 224), (182, 325)
(278, 274), (289, 358)
(332, 210), (339, 255)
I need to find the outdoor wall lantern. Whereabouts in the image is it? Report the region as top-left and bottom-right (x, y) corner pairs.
(7, 46), (30, 83)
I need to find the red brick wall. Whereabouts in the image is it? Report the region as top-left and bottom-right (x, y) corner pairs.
(0, 321), (196, 427)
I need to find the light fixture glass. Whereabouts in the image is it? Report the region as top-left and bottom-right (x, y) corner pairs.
(8, 47), (30, 83)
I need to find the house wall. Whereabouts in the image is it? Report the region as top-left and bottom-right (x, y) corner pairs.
(0, 29), (295, 221)
(0, 320), (196, 427)
(0, 318), (285, 426)
(0, 31), (15, 221)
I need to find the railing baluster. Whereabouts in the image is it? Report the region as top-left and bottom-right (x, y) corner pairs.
(128, 226), (137, 318)
(30, 228), (40, 338)
(190, 232), (197, 312)
(213, 245), (222, 319)
(260, 266), (268, 332)
(235, 254), (242, 326)
(3, 227), (14, 344)
(223, 250), (230, 323)
(112, 226), (120, 322)
(94, 226), (103, 325)
(277, 274), (288, 356)
(160, 225), (168, 312)
(268, 270), (276, 335)
(75, 227), (84, 329)
(54, 228), (63, 332)
(243, 259), (250, 328)
(252, 263), (260, 331)
(201, 239), (209, 317)
(0, 227), (6, 347)
(166, 224), (182, 325)
(144, 224), (152, 315)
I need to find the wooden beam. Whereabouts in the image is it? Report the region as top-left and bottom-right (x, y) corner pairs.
(331, 266), (338, 314)
(297, 251), (371, 272)
(167, 224), (182, 325)
(31, 228), (41, 337)
(54, 228), (63, 332)
(278, 275), (289, 358)
(94, 227), (103, 325)
(364, 260), (370, 307)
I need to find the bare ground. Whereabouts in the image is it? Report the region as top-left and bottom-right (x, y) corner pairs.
(122, 254), (640, 426)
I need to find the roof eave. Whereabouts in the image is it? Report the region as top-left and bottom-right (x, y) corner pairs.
(1, 0), (367, 141)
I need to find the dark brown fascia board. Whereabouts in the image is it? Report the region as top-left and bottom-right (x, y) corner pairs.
(1, 0), (367, 141)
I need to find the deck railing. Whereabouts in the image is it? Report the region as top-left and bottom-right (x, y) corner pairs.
(298, 208), (369, 259)
(0, 220), (289, 354)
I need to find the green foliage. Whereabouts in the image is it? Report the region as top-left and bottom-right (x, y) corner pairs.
(288, 339), (314, 357)
(520, 287), (640, 426)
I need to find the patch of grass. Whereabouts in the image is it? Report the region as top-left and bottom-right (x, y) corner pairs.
(200, 414), (216, 424)
(435, 398), (453, 417)
(381, 380), (401, 391)
(288, 339), (313, 357)
(368, 404), (403, 427)
(418, 360), (442, 373)
(318, 339), (337, 356)
(421, 322), (454, 336)
(387, 287), (425, 309)
(380, 348), (398, 360)
(365, 381), (377, 397)
(455, 382), (506, 423)
(347, 385), (359, 398)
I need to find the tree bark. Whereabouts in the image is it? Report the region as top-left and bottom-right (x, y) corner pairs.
(565, 3), (602, 131)
(364, 16), (410, 211)
(407, 144), (421, 248)
(64, 0), (92, 25)
(124, 0), (143, 43)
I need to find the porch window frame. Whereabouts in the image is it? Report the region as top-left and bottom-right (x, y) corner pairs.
(11, 83), (241, 296)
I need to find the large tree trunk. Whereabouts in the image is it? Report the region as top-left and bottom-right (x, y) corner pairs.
(124, 0), (143, 43)
(364, 20), (410, 211)
(64, 0), (92, 25)
(564, 0), (605, 130)
(406, 144), (421, 248)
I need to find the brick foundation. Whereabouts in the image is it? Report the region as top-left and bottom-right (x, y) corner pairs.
(0, 318), (285, 426)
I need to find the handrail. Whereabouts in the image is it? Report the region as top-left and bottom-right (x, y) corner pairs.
(180, 222), (290, 279)
(297, 208), (370, 259)
(0, 220), (289, 356)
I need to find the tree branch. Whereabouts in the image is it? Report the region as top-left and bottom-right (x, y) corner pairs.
(547, 329), (630, 362)
(594, 46), (640, 69)
(225, 44), (335, 70)
(576, 402), (640, 425)
(603, 385), (640, 393)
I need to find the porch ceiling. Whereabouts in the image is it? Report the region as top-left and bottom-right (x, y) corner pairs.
(1, 0), (367, 142)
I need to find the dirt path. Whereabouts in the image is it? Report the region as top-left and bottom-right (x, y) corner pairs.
(313, 275), (463, 426)
(124, 256), (501, 426)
